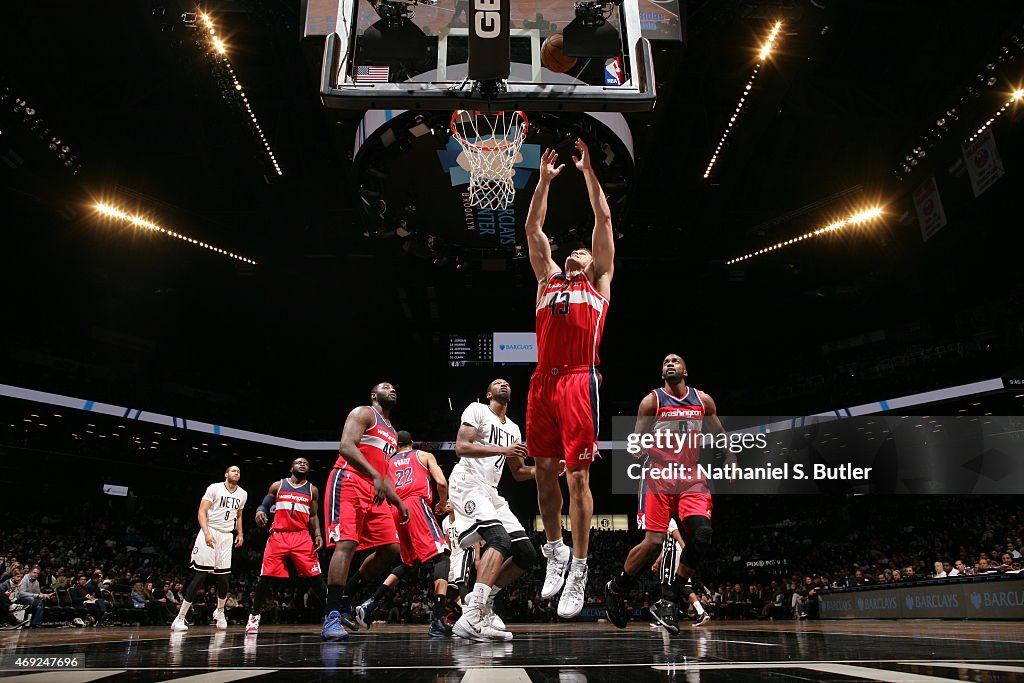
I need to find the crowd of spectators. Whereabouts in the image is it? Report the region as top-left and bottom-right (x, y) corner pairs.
(1, 495), (1021, 629)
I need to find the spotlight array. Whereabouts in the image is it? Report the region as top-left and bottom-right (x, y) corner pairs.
(93, 202), (257, 264)
(197, 13), (282, 176)
(726, 207), (883, 265)
(1, 86), (83, 175)
(703, 21), (783, 180)
(894, 29), (1024, 179)
(967, 88), (1024, 143)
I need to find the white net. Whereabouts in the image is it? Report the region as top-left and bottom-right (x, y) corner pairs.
(450, 110), (529, 211)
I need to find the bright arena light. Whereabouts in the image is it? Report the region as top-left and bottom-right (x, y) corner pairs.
(967, 88), (1024, 143)
(198, 11), (282, 176)
(704, 21), (784, 180)
(726, 206), (883, 265)
(93, 202), (257, 265)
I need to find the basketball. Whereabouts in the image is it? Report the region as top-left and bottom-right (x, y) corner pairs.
(541, 33), (577, 73)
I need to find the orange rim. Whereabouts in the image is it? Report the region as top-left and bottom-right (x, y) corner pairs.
(450, 110), (529, 151)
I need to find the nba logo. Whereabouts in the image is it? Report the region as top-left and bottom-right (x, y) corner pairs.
(604, 56), (624, 86)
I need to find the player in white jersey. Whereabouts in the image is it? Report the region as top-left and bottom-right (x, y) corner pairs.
(450, 379), (542, 642)
(172, 466), (247, 632)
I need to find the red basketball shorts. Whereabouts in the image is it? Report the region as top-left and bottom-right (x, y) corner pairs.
(261, 530), (322, 578)
(637, 488), (713, 534)
(394, 497), (448, 565)
(526, 365), (601, 468)
(325, 466), (399, 550)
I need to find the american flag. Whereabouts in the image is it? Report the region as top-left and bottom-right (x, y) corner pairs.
(355, 65), (390, 82)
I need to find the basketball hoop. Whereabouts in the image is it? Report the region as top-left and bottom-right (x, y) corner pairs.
(450, 110), (529, 211)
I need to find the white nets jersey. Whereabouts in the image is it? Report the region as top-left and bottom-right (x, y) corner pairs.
(203, 482), (248, 533)
(452, 402), (522, 488)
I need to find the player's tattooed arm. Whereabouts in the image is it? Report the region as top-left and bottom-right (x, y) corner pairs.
(198, 498), (215, 548)
(309, 485), (323, 551)
(455, 423), (528, 460)
(255, 480), (282, 528)
(235, 503), (245, 547)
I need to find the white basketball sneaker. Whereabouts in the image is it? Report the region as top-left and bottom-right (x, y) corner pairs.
(245, 614), (260, 634)
(541, 543), (571, 599)
(213, 608), (228, 630)
(170, 617), (189, 632)
(490, 612), (506, 631)
(557, 562), (588, 619)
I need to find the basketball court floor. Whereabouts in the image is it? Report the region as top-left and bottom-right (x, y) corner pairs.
(1, 622), (1023, 682)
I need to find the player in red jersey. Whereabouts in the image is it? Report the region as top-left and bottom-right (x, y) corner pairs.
(525, 138), (614, 618)
(322, 382), (410, 641)
(355, 430), (454, 637)
(245, 457), (327, 634)
(604, 354), (726, 634)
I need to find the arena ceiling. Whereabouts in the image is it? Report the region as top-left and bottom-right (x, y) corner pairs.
(2, 0), (1023, 436)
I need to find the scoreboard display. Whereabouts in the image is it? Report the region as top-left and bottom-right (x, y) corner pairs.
(448, 334), (493, 367)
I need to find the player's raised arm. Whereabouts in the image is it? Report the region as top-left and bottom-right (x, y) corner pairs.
(525, 149), (564, 287)
(418, 451), (449, 512)
(574, 139), (614, 291)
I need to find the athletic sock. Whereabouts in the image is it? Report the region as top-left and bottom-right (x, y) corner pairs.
(431, 593), (445, 620)
(571, 557), (587, 568)
(326, 585), (345, 613)
(470, 582), (491, 608)
(486, 586), (501, 607)
(663, 575), (682, 603)
(176, 601), (191, 620)
(545, 539), (566, 554)
(217, 597), (226, 611)
(372, 584), (389, 602)
(612, 571), (636, 593)
(692, 596), (706, 616)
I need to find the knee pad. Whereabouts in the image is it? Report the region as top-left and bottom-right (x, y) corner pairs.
(510, 536), (537, 570)
(433, 555), (451, 582)
(478, 525), (512, 558)
(390, 563), (409, 580)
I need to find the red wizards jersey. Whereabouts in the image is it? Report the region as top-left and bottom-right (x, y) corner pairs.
(535, 273), (608, 370)
(387, 449), (432, 502)
(271, 479), (313, 533)
(648, 386), (708, 493)
(334, 406), (397, 485)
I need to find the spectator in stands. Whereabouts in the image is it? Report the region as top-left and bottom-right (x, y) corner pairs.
(976, 557), (994, 573)
(932, 561), (946, 578)
(999, 553), (1018, 571)
(69, 574), (106, 625)
(941, 562), (953, 577)
(902, 566), (916, 581)
(891, 569), (902, 582)
(18, 566), (56, 627)
(953, 559), (971, 576)
(1009, 542), (1022, 561)
(131, 582), (147, 610)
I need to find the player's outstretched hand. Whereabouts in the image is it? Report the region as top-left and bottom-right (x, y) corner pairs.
(573, 138), (592, 172)
(539, 148), (565, 182)
(234, 533), (244, 548)
(255, 510), (268, 528)
(204, 531), (215, 548)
